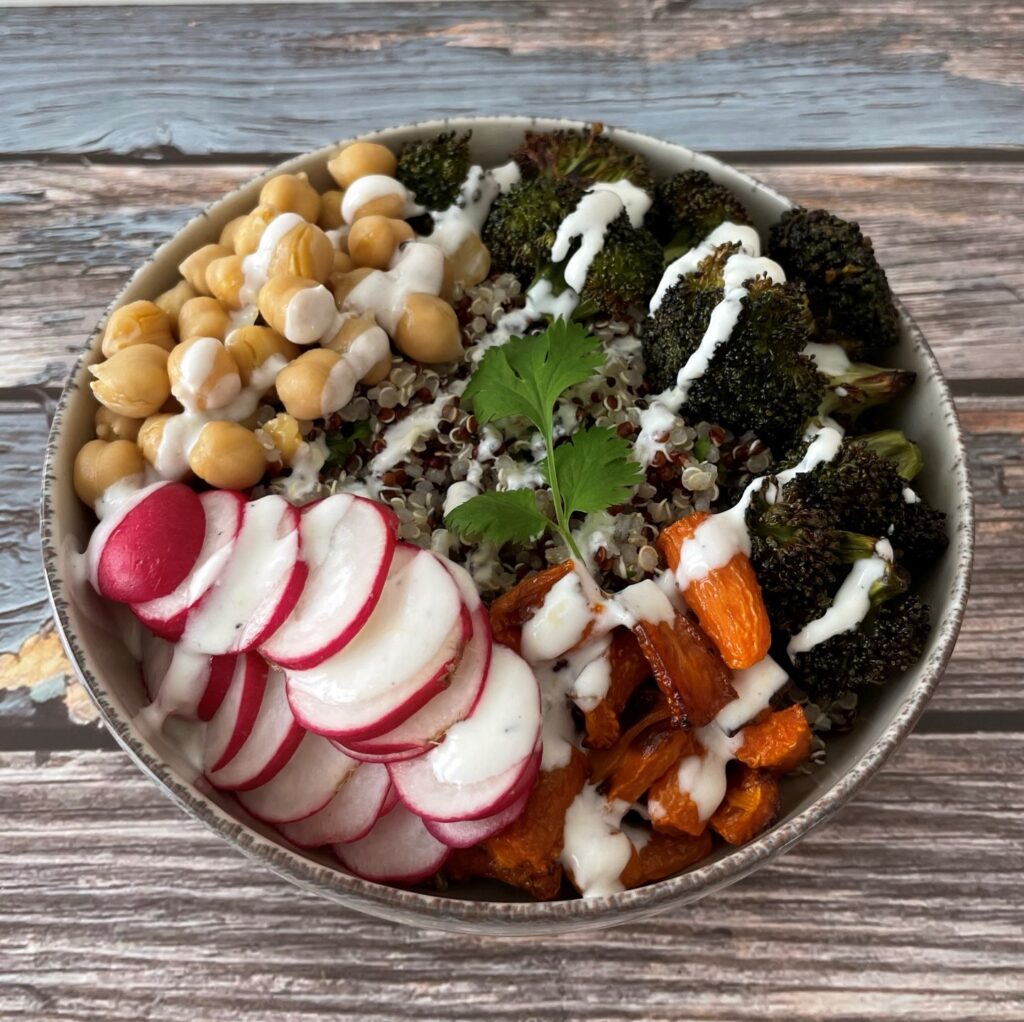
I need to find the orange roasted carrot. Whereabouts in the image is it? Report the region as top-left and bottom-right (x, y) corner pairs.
(646, 754), (708, 838)
(447, 748), (589, 901)
(589, 697), (672, 785)
(620, 828), (714, 889)
(489, 560), (575, 654)
(633, 611), (736, 729)
(735, 704), (812, 775)
(606, 721), (696, 805)
(583, 629), (652, 750)
(709, 765), (780, 846)
(657, 512), (771, 670)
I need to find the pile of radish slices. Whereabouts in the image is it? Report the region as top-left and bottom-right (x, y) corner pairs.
(91, 480), (543, 884)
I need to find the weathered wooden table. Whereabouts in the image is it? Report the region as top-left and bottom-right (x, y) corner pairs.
(1, 3), (1021, 1018)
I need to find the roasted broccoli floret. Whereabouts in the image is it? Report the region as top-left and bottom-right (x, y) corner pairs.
(818, 359), (916, 423)
(573, 213), (664, 320)
(483, 177), (661, 320)
(769, 208), (900, 358)
(786, 433), (948, 570)
(395, 130), (473, 211)
(642, 244), (823, 455)
(649, 170), (753, 261)
(793, 593), (931, 702)
(746, 492), (844, 637)
(512, 125), (654, 190)
(483, 177), (584, 281)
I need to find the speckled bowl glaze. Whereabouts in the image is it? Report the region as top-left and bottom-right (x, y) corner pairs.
(40, 117), (974, 935)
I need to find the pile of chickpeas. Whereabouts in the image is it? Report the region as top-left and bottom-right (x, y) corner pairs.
(75, 141), (492, 511)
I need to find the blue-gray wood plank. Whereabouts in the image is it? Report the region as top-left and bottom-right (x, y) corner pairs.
(1, 1), (1022, 158)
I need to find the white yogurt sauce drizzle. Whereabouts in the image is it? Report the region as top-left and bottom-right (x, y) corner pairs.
(240, 211), (306, 306)
(345, 242), (446, 335)
(787, 539), (894, 658)
(341, 175), (423, 225)
(560, 784), (633, 897)
(802, 341), (852, 377)
(425, 161), (521, 259)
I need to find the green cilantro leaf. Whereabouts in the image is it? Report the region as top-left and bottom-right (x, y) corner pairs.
(444, 489), (550, 546)
(549, 426), (645, 516)
(462, 319), (604, 430)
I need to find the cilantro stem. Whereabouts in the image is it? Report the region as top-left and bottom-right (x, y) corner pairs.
(542, 423), (585, 563)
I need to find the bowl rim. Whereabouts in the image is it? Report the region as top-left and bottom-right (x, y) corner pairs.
(39, 115), (975, 935)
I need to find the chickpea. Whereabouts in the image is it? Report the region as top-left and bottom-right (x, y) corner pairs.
(205, 254), (246, 310)
(167, 336), (242, 412)
(219, 214), (248, 251)
(73, 438), (146, 509)
(95, 406), (142, 443)
(323, 312), (392, 384)
(347, 189), (409, 224)
(179, 244), (232, 296)
(233, 203), (278, 257)
(259, 173), (321, 223)
(188, 421), (266, 490)
(137, 413), (173, 469)
(318, 190), (345, 231)
(89, 344), (170, 418)
(328, 250), (355, 290)
(258, 274), (338, 346)
(448, 233), (491, 289)
(394, 293), (463, 364)
(332, 266), (376, 307)
(178, 296), (230, 343)
(347, 216), (415, 271)
(260, 412), (304, 466)
(275, 348), (341, 421)
(101, 300), (174, 357)
(328, 142), (397, 190)
(267, 222), (335, 284)
(154, 282), (198, 338)
(225, 325), (299, 385)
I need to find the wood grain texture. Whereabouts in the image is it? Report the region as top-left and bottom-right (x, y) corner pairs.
(1, 161), (1021, 390)
(1, 1), (1023, 158)
(1, 736), (1021, 1020)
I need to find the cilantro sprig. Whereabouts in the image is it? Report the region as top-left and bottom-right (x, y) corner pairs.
(445, 319), (642, 561)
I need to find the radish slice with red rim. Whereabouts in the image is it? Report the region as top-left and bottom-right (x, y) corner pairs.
(261, 495), (398, 670)
(203, 652), (268, 774)
(206, 667), (304, 792)
(236, 733), (358, 825)
(286, 544), (468, 739)
(132, 490), (245, 641)
(277, 763), (391, 848)
(183, 495), (307, 655)
(333, 802), (450, 885)
(423, 787), (531, 849)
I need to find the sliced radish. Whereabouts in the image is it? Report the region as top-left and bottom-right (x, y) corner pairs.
(237, 733), (358, 825)
(387, 646), (542, 822)
(205, 667), (304, 792)
(182, 495), (307, 654)
(341, 557), (491, 757)
(334, 802), (450, 884)
(329, 740), (428, 765)
(260, 495), (398, 670)
(286, 544), (468, 740)
(132, 490), (245, 640)
(379, 784), (399, 817)
(88, 481), (206, 604)
(203, 652), (268, 774)
(423, 788), (531, 849)
(277, 763), (391, 848)
(196, 654), (237, 722)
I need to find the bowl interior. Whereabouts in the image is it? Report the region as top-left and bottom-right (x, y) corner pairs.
(41, 117), (973, 935)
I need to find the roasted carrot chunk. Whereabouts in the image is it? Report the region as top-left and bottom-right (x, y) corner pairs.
(657, 512), (772, 670)
(620, 828), (714, 889)
(589, 697), (672, 785)
(489, 560), (575, 654)
(709, 765), (780, 846)
(583, 629), (651, 749)
(736, 704), (812, 775)
(646, 753), (708, 838)
(633, 611), (736, 729)
(447, 748), (589, 901)
(606, 721), (696, 805)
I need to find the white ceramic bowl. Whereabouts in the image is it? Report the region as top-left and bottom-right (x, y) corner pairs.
(40, 117), (974, 935)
